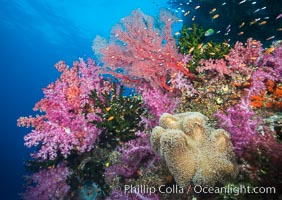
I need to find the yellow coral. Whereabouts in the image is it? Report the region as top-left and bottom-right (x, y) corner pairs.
(150, 112), (238, 188)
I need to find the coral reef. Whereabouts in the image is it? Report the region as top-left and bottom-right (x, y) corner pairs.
(150, 112), (238, 187)
(176, 39), (282, 121)
(18, 6), (282, 199)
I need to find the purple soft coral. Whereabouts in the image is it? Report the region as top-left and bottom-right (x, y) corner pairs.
(214, 98), (262, 156)
(17, 59), (107, 160)
(105, 131), (158, 180)
(138, 85), (179, 129)
(22, 163), (72, 200)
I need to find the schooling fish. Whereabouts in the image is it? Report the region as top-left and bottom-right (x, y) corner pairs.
(108, 116), (114, 121)
(253, 8), (261, 13)
(250, 18), (260, 25)
(239, 22), (245, 28)
(188, 47), (195, 54)
(276, 13), (282, 20)
(197, 43), (203, 49)
(258, 21), (267, 26)
(209, 8), (217, 14)
(212, 14), (219, 19)
(266, 35), (275, 41)
(184, 11), (190, 16)
(264, 46), (275, 54)
(238, 0), (246, 4)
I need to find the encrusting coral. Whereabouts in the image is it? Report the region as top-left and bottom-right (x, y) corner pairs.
(150, 112), (238, 188)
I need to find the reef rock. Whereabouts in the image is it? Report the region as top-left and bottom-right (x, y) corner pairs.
(150, 112), (238, 188)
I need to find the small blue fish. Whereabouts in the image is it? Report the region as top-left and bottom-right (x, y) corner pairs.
(238, 0), (246, 4)
(205, 29), (215, 36)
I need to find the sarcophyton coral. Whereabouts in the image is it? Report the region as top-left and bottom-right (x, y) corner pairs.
(150, 112), (238, 188)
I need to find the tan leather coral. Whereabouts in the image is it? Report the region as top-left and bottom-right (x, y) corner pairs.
(150, 112), (238, 188)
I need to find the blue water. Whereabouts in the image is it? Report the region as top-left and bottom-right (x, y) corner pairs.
(0, 0), (167, 199)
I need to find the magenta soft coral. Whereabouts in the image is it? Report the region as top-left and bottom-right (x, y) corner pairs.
(253, 126), (282, 168)
(138, 85), (179, 128)
(214, 40), (282, 157)
(197, 58), (231, 76)
(105, 131), (158, 180)
(17, 58), (105, 160)
(94, 9), (193, 91)
(260, 41), (282, 78)
(227, 38), (263, 75)
(214, 98), (262, 156)
(22, 163), (72, 200)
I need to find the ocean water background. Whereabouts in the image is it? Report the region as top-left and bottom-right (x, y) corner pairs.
(0, 0), (168, 199)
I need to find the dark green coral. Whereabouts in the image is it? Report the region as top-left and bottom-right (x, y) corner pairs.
(176, 24), (230, 73)
(89, 82), (146, 149)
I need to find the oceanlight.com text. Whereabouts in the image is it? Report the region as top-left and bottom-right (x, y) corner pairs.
(194, 184), (276, 196)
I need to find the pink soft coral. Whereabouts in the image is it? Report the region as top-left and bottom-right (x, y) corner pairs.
(17, 59), (107, 160)
(138, 85), (179, 128)
(197, 58), (231, 76)
(226, 38), (263, 75)
(105, 131), (158, 180)
(22, 163), (72, 200)
(214, 98), (262, 156)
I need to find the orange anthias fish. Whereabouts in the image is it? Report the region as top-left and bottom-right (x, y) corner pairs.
(212, 14), (219, 19)
(108, 116), (114, 121)
(264, 46), (275, 54)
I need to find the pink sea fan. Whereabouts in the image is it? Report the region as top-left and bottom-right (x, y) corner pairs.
(94, 9), (193, 90)
(22, 163), (72, 200)
(17, 59), (106, 160)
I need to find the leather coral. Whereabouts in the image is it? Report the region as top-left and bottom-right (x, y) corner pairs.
(150, 112), (238, 188)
